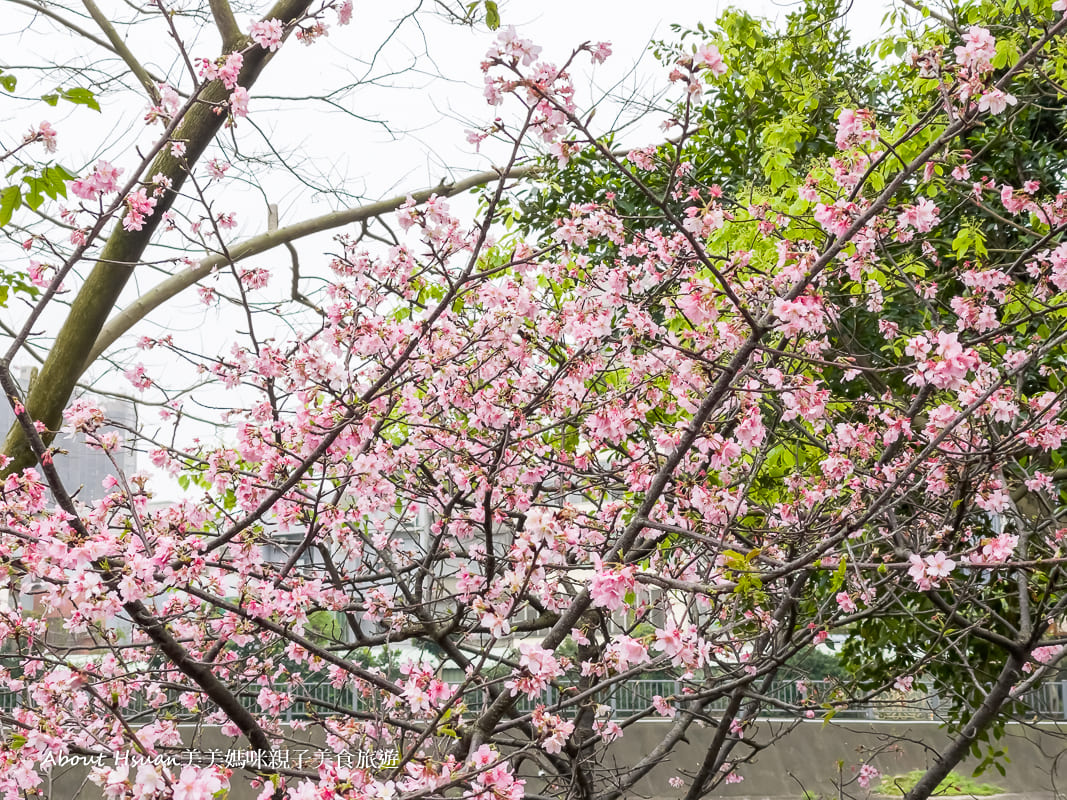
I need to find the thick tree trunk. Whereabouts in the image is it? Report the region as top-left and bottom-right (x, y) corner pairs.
(904, 654), (1023, 800)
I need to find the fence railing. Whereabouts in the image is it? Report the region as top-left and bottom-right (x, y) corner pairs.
(3, 678), (1066, 722)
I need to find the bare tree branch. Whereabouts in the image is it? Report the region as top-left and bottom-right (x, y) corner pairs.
(208, 0), (243, 49)
(86, 164), (539, 364)
(80, 0), (162, 103)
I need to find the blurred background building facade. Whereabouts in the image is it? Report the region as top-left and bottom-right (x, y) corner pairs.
(1, 368), (137, 647)
(0, 367), (137, 501)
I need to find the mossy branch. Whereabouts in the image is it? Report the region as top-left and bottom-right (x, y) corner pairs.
(87, 165), (538, 364)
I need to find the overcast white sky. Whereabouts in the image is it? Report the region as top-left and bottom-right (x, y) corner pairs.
(2, 0), (899, 493)
(2, 0), (899, 261)
(5, 0), (897, 211)
(239, 0), (895, 200)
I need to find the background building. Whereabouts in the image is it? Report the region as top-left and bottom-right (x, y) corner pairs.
(1, 368), (138, 647)
(0, 367), (137, 501)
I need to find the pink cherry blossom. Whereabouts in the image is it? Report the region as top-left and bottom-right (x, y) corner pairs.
(857, 764), (881, 789)
(954, 26), (996, 73)
(171, 767), (225, 800)
(122, 188), (157, 231)
(835, 108), (879, 149)
(4, 14), (1067, 800)
(694, 44), (727, 76)
(26, 121), (58, 152)
(250, 18), (284, 51)
(978, 88), (1018, 115)
(589, 41), (612, 64)
(897, 198), (940, 233)
(589, 558), (636, 611)
(71, 160), (124, 201)
(230, 86), (250, 118)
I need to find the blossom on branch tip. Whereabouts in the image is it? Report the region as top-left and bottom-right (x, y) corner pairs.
(294, 22), (329, 44)
(70, 160), (123, 201)
(198, 52), (243, 89)
(977, 89), (1018, 115)
(835, 108), (879, 150)
(250, 19), (284, 51)
(857, 765), (881, 789)
(489, 26), (542, 67)
(122, 189), (157, 231)
(230, 86), (250, 118)
(953, 26), (996, 73)
(206, 159), (230, 179)
(26, 121), (58, 152)
(589, 41), (612, 64)
(694, 44), (727, 75)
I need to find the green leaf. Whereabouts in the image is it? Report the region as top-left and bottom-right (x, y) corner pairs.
(0, 70), (16, 93)
(41, 167), (68, 199)
(484, 0), (500, 29)
(830, 557), (848, 593)
(42, 87), (101, 111)
(21, 176), (46, 209)
(0, 185), (22, 226)
(61, 87), (101, 111)
(951, 227), (972, 259)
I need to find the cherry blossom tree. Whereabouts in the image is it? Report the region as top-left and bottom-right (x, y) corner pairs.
(4, 1), (1067, 800)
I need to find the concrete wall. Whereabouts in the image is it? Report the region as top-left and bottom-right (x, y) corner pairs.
(604, 719), (1067, 798)
(37, 720), (1067, 799)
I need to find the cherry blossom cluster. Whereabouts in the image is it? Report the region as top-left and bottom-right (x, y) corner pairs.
(70, 160), (124, 202)
(669, 43), (728, 101)
(954, 26), (1017, 113)
(23, 121), (57, 153)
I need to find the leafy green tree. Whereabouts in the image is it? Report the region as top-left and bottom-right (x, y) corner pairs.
(509, 0), (1067, 787)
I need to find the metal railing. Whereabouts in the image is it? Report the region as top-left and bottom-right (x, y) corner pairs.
(3, 678), (1066, 722)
